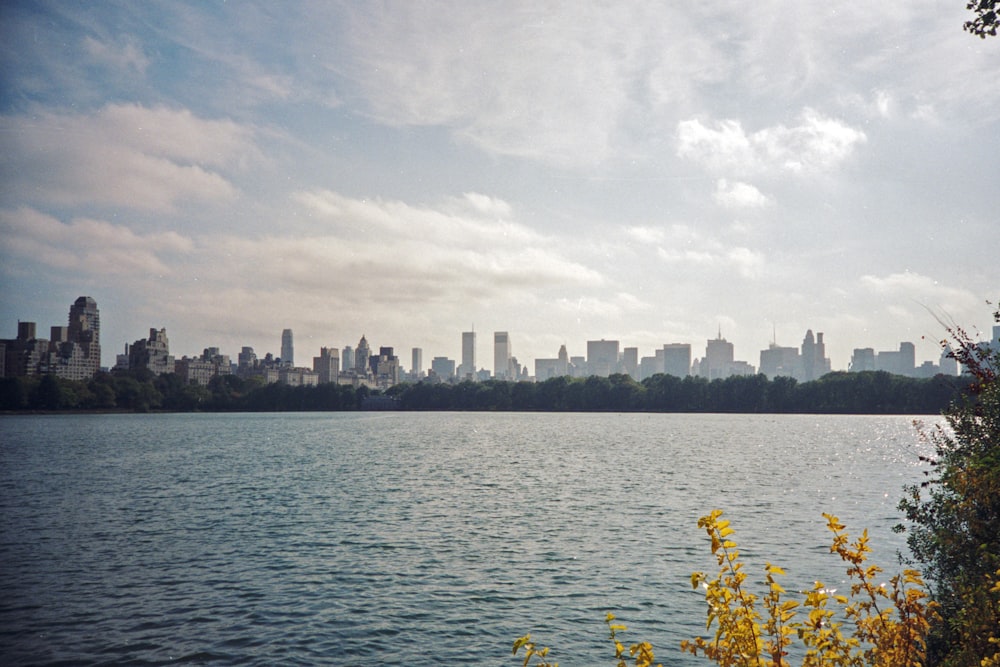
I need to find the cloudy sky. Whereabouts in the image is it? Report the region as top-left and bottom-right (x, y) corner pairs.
(2, 1), (997, 373)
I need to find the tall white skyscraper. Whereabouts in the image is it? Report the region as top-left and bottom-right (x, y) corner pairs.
(281, 329), (294, 367)
(461, 330), (476, 379)
(494, 331), (511, 380)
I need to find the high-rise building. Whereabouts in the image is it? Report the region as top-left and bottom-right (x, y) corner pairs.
(313, 347), (340, 383)
(342, 345), (355, 371)
(849, 348), (874, 372)
(431, 356), (455, 380)
(534, 344), (571, 381)
(238, 347), (257, 376)
(127, 328), (175, 375)
(875, 342), (916, 376)
(53, 296), (101, 379)
(899, 341), (915, 375)
(355, 335), (371, 375)
(460, 330), (476, 379)
(494, 331), (511, 379)
(411, 347), (423, 378)
(175, 347), (231, 386)
(939, 345), (958, 376)
(663, 343), (691, 378)
(281, 329), (294, 367)
(375, 347), (400, 388)
(69, 296), (99, 344)
(800, 330), (831, 381)
(760, 343), (799, 379)
(623, 347), (638, 378)
(1, 321), (48, 378)
(697, 330), (755, 380)
(587, 339), (619, 377)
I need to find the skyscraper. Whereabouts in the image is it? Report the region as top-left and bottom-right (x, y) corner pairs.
(356, 335), (371, 375)
(701, 331), (735, 380)
(411, 347), (423, 378)
(800, 330), (830, 381)
(313, 347), (339, 383)
(68, 297), (100, 345)
(127, 328), (174, 375)
(494, 331), (511, 380)
(663, 343), (692, 378)
(281, 329), (294, 367)
(939, 344), (958, 376)
(586, 339), (620, 377)
(66, 296), (100, 378)
(461, 330), (476, 379)
(623, 347), (638, 378)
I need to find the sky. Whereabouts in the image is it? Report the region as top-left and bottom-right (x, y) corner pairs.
(1, 1), (998, 373)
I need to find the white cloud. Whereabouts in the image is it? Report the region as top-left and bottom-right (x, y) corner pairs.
(860, 271), (980, 311)
(653, 224), (765, 279)
(199, 189), (605, 310)
(714, 179), (771, 208)
(449, 192), (513, 219)
(677, 108), (867, 175)
(0, 104), (256, 212)
(82, 35), (149, 74)
(0, 207), (193, 276)
(624, 226), (666, 244)
(340, 4), (717, 167)
(552, 293), (650, 320)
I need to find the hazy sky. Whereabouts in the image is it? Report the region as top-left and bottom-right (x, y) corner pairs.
(2, 2), (997, 372)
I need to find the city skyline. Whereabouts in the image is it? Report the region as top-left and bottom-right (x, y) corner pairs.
(1, 4), (997, 373)
(3, 295), (978, 381)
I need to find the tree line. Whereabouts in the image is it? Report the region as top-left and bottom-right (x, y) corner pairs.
(0, 368), (967, 414)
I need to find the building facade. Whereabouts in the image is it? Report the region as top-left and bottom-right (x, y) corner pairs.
(313, 347), (340, 383)
(494, 331), (512, 380)
(460, 331), (476, 380)
(281, 329), (294, 367)
(127, 328), (175, 375)
(2, 297), (102, 381)
(662, 343), (692, 378)
(586, 339), (620, 377)
(411, 347), (423, 379)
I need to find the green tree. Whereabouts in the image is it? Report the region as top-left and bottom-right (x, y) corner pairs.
(32, 374), (67, 410)
(0, 376), (32, 410)
(898, 301), (1000, 665)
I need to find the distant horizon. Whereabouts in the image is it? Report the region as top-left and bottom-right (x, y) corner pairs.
(2, 4), (997, 375)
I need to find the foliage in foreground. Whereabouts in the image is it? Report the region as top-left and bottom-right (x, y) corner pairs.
(897, 301), (1000, 666)
(515, 510), (935, 667)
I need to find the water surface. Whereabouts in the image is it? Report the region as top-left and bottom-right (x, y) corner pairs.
(0, 412), (939, 666)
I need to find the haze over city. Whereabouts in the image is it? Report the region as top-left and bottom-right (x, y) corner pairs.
(2, 2), (997, 372)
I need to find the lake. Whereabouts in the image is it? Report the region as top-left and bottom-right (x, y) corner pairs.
(0, 412), (941, 666)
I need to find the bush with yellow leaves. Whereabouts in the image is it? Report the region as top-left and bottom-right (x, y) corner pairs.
(515, 510), (934, 667)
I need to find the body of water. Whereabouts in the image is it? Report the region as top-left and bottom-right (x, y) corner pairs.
(0, 412), (940, 666)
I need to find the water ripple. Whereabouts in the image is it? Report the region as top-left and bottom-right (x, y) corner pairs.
(0, 412), (938, 666)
